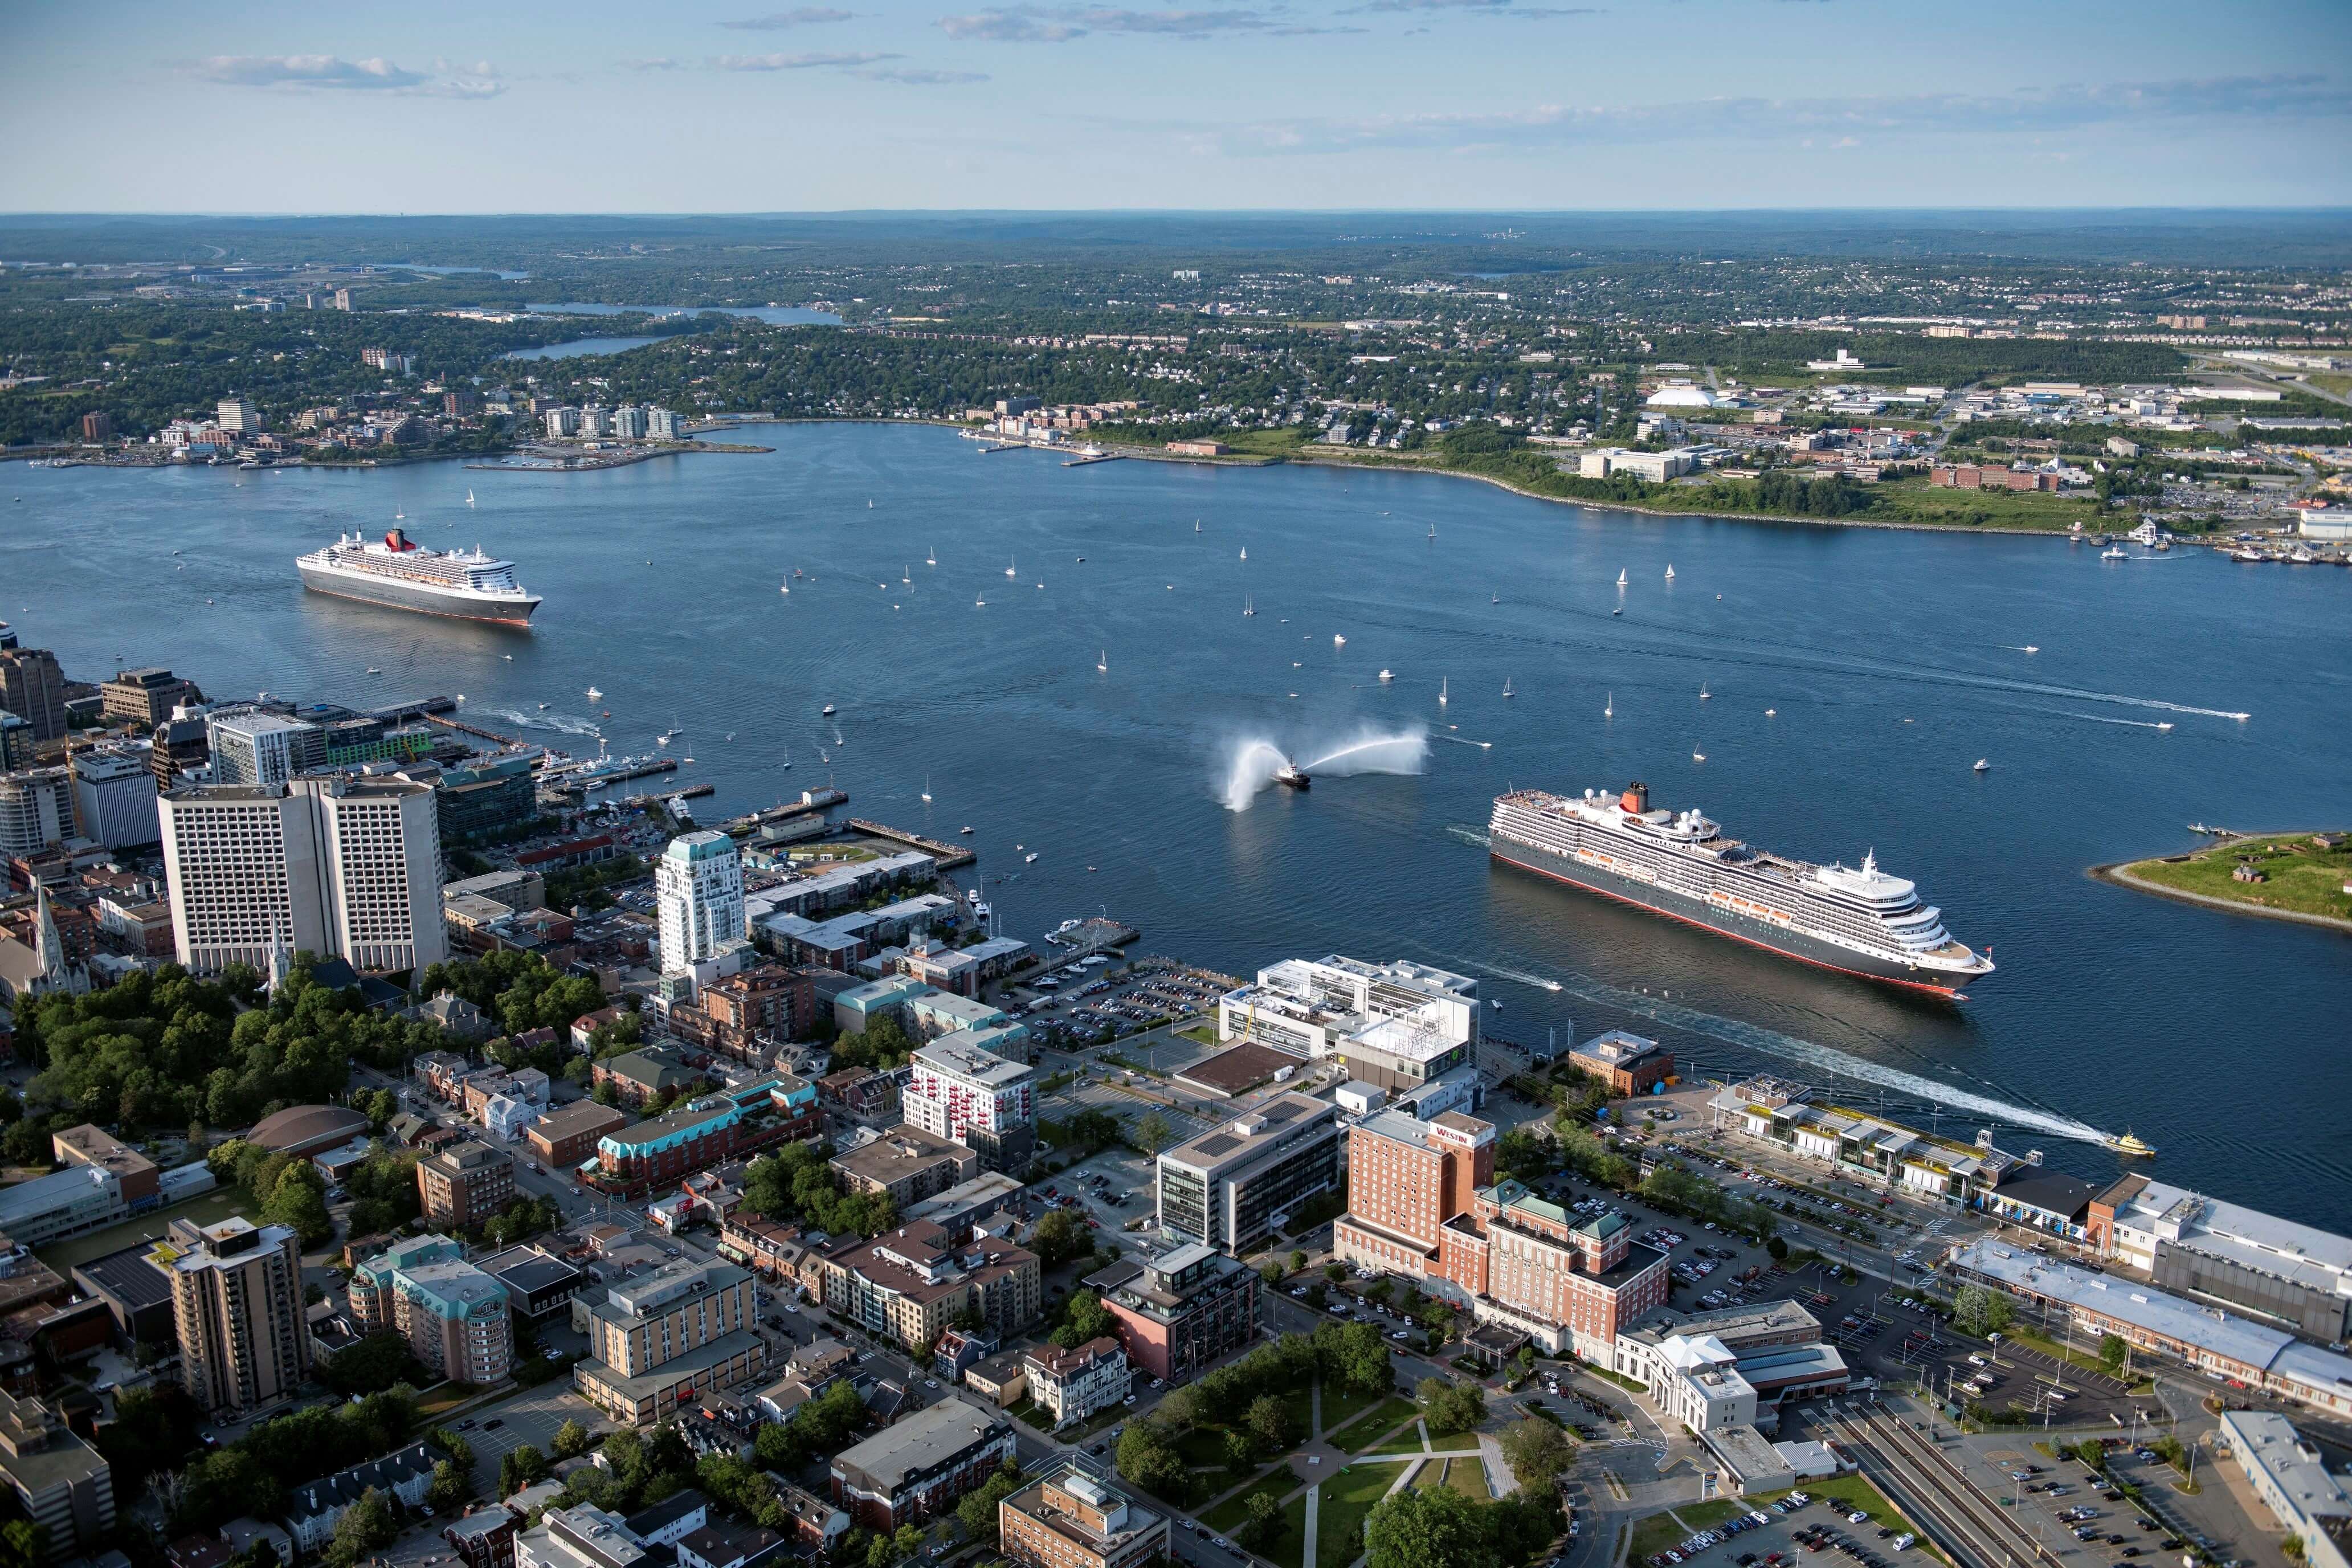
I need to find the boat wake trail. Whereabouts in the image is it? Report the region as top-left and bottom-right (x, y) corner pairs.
(1433, 945), (2109, 1145)
(483, 707), (603, 737)
(2015, 704), (2174, 732)
(1433, 733), (1493, 749)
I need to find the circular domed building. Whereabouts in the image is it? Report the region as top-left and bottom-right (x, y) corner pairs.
(1645, 383), (1717, 409)
(248, 1104), (371, 1158)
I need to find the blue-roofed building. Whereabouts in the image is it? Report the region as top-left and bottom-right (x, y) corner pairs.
(832, 975), (932, 1036)
(348, 1234), (512, 1385)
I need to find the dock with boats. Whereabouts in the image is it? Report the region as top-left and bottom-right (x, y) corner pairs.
(847, 818), (977, 868)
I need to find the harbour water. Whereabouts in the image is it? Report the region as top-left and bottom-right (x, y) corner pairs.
(7, 424), (2348, 1224)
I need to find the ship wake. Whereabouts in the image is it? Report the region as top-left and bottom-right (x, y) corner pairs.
(482, 707), (605, 738)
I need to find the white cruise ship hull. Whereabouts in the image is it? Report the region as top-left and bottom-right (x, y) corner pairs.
(1489, 834), (1987, 998)
(299, 561), (541, 625)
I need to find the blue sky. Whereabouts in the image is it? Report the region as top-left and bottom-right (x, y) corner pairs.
(5, 0), (2349, 211)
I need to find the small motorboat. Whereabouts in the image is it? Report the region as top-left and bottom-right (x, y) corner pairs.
(1973, 758), (1991, 773)
(587, 687), (603, 700)
(822, 704), (836, 716)
(365, 667), (382, 675)
(1333, 634), (1346, 647)
(959, 826), (973, 835)
(1378, 669), (1394, 683)
(1024, 852), (1039, 863)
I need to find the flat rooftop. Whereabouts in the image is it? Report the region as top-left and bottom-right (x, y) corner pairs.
(1159, 1093), (1333, 1177)
(1174, 1042), (1297, 1098)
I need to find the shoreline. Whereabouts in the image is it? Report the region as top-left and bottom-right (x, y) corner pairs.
(2089, 834), (2352, 935)
(18, 414), (2170, 546)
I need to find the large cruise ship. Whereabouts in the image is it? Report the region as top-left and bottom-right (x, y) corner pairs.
(1489, 782), (1993, 997)
(297, 529), (542, 625)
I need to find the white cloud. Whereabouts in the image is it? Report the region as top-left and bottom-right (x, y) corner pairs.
(937, 6), (1270, 40)
(857, 66), (990, 83)
(185, 54), (506, 97)
(720, 7), (858, 28)
(714, 50), (904, 68)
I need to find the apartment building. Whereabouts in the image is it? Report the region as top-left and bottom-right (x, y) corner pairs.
(573, 1259), (766, 1426)
(1022, 1338), (1128, 1428)
(0, 641), (67, 742)
(831, 1126), (982, 1208)
(1085, 1242), (1259, 1384)
(1432, 1181), (1673, 1358)
(830, 1397), (1017, 1530)
(154, 1216), (311, 1418)
(527, 1101), (632, 1170)
(0, 767), (74, 859)
(0, 1391), (114, 1559)
(807, 1220), (1042, 1349)
(419, 1141), (518, 1229)
(1155, 1094), (1338, 1256)
(1333, 1109), (1494, 1279)
(656, 831), (746, 974)
(70, 747), (161, 849)
(349, 1234), (514, 1385)
(999, 1467), (1167, 1568)
(206, 710), (323, 786)
(903, 1040), (1036, 1173)
(158, 776), (446, 975)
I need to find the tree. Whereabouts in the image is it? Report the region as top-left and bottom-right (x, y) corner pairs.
(2099, 1334), (2128, 1375)
(428, 1459), (472, 1513)
(1050, 1289), (1117, 1350)
(553, 1419), (595, 1459)
(953, 1462), (1027, 1544)
(1239, 1491), (1288, 1551)
(1289, 1250), (1307, 1273)
(1418, 1376), (1487, 1438)
(1953, 1284), (2014, 1338)
(1131, 1111), (1174, 1155)
(1223, 1429), (1255, 1471)
(1116, 1420), (1189, 1501)
(1364, 1487), (1500, 1568)
(500, 1443), (551, 1498)
(1766, 1236), (1790, 1261)
(262, 1161), (334, 1246)
(1498, 1418), (1575, 1489)
(321, 1330), (427, 1396)
(1032, 1208), (1092, 1268)
(326, 1487), (395, 1568)
(0, 1522), (48, 1568)
(1244, 1394), (1292, 1454)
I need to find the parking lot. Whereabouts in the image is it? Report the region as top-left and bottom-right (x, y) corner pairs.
(1009, 957), (1231, 1048)
(1642, 1488), (1925, 1568)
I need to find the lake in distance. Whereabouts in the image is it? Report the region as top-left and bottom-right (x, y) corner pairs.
(8, 423), (2348, 1227)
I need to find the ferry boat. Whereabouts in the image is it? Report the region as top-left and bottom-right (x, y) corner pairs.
(297, 528), (540, 624)
(1487, 781), (1994, 997)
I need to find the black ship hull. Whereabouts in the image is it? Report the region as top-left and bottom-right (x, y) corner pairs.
(1491, 835), (1981, 997)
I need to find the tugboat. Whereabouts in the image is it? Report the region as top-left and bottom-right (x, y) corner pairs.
(1274, 759), (1312, 791)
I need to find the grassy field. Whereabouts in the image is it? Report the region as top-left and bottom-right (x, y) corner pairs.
(1630, 1500), (1746, 1559)
(2125, 832), (2352, 924)
(34, 1187), (246, 1272)
(1330, 1397), (1419, 1453)
(1751, 1476), (1954, 1568)
(1319, 1383), (1394, 1436)
(1200, 1464), (1304, 1533)
(1869, 478), (2105, 532)
(1314, 1463), (1404, 1568)
(1438, 1455), (1492, 1498)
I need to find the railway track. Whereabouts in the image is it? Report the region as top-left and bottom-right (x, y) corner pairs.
(1818, 1402), (2061, 1568)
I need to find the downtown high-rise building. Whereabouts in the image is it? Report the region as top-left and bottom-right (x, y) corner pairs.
(154, 1215), (311, 1418)
(206, 709), (324, 786)
(655, 831), (745, 974)
(158, 774), (446, 974)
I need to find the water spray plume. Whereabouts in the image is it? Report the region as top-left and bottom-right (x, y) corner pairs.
(1219, 726), (1427, 811)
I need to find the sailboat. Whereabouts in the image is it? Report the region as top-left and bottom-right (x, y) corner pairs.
(903, 566), (912, 584)
(1665, 564), (1675, 580)
(1502, 677), (1514, 699)
(1604, 692), (1614, 717)
(466, 489), (475, 508)
(921, 775), (933, 803)
(1239, 546), (1247, 561)
(395, 508), (405, 521)
(1491, 592), (1500, 605)
(926, 547), (937, 566)
(1243, 594), (1255, 617)
(1692, 742), (1705, 762)
(1616, 569), (1628, 587)
(1439, 678), (1449, 707)
(1096, 650), (1108, 672)
(1427, 524), (1436, 542)
(1006, 556), (1018, 578)
(975, 593), (986, 607)
(1700, 683), (1710, 700)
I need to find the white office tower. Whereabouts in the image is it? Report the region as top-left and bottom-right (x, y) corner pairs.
(0, 767), (75, 857)
(656, 830), (745, 973)
(206, 709), (322, 786)
(158, 775), (446, 974)
(70, 746), (160, 849)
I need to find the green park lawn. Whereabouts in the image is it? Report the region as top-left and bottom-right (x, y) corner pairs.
(1200, 1465), (1304, 1534)
(1330, 1398), (1419, 1454)
(1437, 1455), (1492, 1498)
(1318, 1383), (1393, 1435)
(2128, 832), (2352, 924)
(1314, 1463), (1405, 1568)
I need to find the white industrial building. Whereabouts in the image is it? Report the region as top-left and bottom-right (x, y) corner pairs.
(1216, 954), (1479, 1068)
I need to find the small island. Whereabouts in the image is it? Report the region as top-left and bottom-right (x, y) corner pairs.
(2097, 831), (2352, 932)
